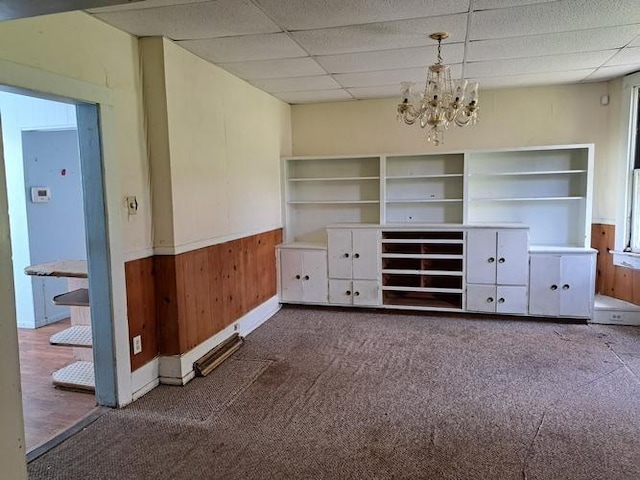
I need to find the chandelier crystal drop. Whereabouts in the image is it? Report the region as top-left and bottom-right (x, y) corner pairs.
(397, 32), (479, 146)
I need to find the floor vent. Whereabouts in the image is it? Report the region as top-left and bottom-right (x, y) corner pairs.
(194, 333), (244, 377)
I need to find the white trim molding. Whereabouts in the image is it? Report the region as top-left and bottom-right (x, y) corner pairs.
(130, 357), (160, 401)
(158, 296), (281, 386)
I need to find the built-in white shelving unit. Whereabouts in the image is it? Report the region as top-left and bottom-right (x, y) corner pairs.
(282, 144), (593, 249)
(466, 146), (591, 247)
(284, 155), (381, 243)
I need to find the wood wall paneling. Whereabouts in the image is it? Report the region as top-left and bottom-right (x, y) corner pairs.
(147, 228), (282, 357)
(591, 223), (640, 305)
(125, 257), (160, 371)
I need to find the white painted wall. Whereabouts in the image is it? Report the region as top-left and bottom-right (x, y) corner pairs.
(157, 38), (291, 251)
(0, 92), (76, 328)
(291, 82), (617, 223)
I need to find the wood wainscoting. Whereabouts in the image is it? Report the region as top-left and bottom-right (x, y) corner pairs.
(591, 223), (640, 305)
(124, 228), (282, 367)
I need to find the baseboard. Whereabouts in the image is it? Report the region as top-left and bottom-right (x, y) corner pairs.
(591, 309), (640, 326)
(158, 296), (281, 386)
(131, 357), (160, 400)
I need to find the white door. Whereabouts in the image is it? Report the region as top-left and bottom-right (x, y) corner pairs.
(353, 280), (380, 306)
(496, 285), (528, 314)
(328, 229), (352, 279)
(559, 255), (594, 318)
(496, 230), (529, 285)
(302, 250), (328, 303)
(352, 229), (379, 280)
(466, 229), (497, 284)
(329, 279), (352, 305)
(279, 249), (303, 302)
(529, 255), (561, 316)
(466, 284), (496, 313)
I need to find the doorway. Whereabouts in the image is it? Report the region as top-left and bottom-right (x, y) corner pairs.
(0, 89), (117, 453)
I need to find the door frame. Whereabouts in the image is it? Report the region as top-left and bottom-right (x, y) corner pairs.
(0, 59), (132, 407)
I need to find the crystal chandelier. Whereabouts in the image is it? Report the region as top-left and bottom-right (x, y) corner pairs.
(397, 32), (479, 146)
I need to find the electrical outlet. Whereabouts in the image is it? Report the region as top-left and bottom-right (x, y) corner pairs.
(133, 335), (142, 355)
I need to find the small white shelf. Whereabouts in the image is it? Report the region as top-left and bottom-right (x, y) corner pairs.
(469, 170), (587, 177)
(470, 196), (585, 202)
(382, 269), (464, 276)
(382, 239), (464, 244)
(382, 253), (463, 260)
(386, 174), (463, 180)
(382, 286), (463, 293)
(386, 199), (463, 204)
(289, 176), (380, 182)
(288, 200), (379, 205)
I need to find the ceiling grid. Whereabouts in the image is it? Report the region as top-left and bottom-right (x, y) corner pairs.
(86, 0), (640, 103)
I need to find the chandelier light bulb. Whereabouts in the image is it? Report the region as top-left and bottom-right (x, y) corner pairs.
(397, 32), (479, 146)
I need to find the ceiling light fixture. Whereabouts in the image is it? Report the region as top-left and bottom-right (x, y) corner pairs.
(397, 32), (479, 146)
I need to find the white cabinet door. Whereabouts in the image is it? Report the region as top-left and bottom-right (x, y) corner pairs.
(302, 250), (329, 303)
(353, 280), (380, 306)
(329, 279), (352, 305)
(529, 255), (562, 316)
(352, 229), (379, 280)
(496, 230), (529, 285)
(559, 255), (594, 318)
(466, 229), (497, 284)
(466, 284), (497, 313)
(280, 249), (304, 302)
(496, 285), (528, 314)
(328, 229), (352, 279)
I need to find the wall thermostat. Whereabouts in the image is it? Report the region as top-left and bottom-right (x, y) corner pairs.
(31, 187), (51, 203)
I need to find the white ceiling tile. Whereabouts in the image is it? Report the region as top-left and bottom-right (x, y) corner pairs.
(348, 85), (401, 99)
(250, 75), (341, 92)
(291, 13), (468, 56)
(465, 51), (615, 78)
(474, 0), (558, 9)
(334, 65), (462, 88)
(604, 47), (640, 67)
(471, 0), (640, 40)
(94, 0), (281, 40)
(220, 57), (326, 80)
(274, 89), (353, 104)
(468, 25), (640, 62)
(177, 33), (306, 63)
(476, 69), (594, 89)
(88, 0), (203, 13)
(583, 65), (640, 82)
(316, 43), (464, 74)
(255, 0), (469, 30)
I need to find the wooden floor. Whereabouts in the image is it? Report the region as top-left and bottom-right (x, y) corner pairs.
(18, 319), (97, 452)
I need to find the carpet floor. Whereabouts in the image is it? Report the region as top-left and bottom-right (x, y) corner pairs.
(29, 306), (640, 479)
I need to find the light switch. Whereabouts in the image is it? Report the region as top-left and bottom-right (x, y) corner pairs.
(126, 196), (138, 215)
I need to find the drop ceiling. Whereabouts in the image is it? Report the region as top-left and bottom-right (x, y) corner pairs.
(86, 0), (640, 104)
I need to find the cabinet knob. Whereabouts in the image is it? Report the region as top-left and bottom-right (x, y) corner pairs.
(487, 297), (494, 303)
(498, 258), (505, 264)
(488, 257), (495, 263)
(346, 290), (351, 296)
(498, 298), (505, 304)
(354, 291), (360, 296)
(562, 284), (570, 290)
(295, 275), (301, 279)
(344, 253), (349, 258)
(550, 284), (558, 290)
(354, 253), (360, 259)
(304, 275), (310, 281)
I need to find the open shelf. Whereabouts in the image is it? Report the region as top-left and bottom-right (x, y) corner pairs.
(53, 288), (89, 307)
(470, 196), (585, 202)
(288, 200), (380, 205)
(289, 176), (379, 182)
(50, 325), (92, 348)
(386, 199), (463, 204)
(386, 173), (464, 180)
(469, 170), (587, 177)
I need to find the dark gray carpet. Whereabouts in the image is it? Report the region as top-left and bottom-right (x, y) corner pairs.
(29, 307), (640, 479)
